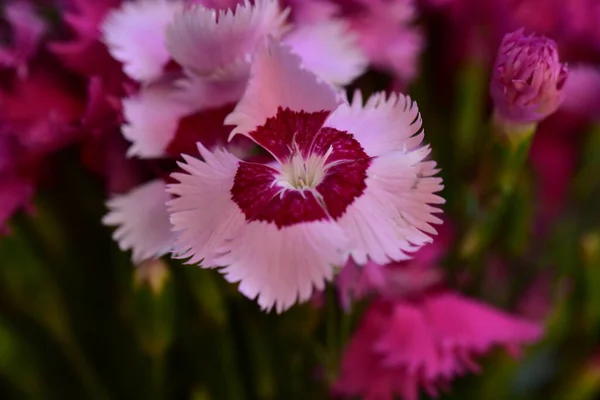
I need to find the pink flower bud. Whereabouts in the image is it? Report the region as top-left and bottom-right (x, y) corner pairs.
(491, 29), (568, 124)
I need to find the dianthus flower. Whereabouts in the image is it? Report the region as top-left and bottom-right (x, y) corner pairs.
(167, 39), (444, 312)
(101, 0), (367, 264)
(491, 29), (568, 125)
(334, 223), (543, 400)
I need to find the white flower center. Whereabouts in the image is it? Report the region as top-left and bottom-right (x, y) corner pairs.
(275, 145), (335, 192)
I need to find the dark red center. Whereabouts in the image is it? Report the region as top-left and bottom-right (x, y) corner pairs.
(230, 108), (371, 228)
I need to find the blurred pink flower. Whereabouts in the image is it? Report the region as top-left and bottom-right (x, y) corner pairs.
(167, 39), (443, 312)
(335, 0), (424, 84)
(0, 67), (85, 233)
(0, 69), (84, 154)
(283, 0), (339, 24)
(509, 0), (600, 60)
(188, 0), (243, 10)
(285, 0), (424, 83)
(51, 0), (124, 80)
(335, 218), (543, 399)
(0, 1), (46, 78)
(335, 295), (543, 400)
(491, 29), (568, 125)
(102, 0), (365, 159)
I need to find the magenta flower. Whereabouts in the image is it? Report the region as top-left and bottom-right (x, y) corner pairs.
(491, 29), (568, 125)
(51, 0), (124, 79)
(348, 0), (423, 84)
(167, 39), (444, 312)
(334, 220), (542, 399)
(334, 295), (542, 400)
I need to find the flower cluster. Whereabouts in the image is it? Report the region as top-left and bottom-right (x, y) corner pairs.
(3, 0), (597, 399)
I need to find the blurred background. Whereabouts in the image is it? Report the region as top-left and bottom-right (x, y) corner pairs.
(1, 0), (600, 399)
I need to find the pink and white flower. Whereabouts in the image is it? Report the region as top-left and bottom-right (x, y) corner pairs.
(101, 0), (366, 159)
(167, 39), (444, 312)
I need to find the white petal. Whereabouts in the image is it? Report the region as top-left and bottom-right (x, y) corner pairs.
(325, 91), (423, 157)
(284, 20), (367, 86)
(167, 144), (246, 266)
(101, 0), (183, 82)
(165, 0), (289, 81)
(338, 151), (445, 265)
(224, 38), (341, 139)
(102, 180), (174, 264)
(216, 221), (349, 313)
(122, 84), (193, 158)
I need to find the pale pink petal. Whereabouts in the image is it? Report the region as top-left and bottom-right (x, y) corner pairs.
(101, 0), (184, 82)
(325, 91), (423, 157)
(166, 0), (289, 81)
(173, 74), (247, 110)
(216, 220), (348, 312)
(224, 38), (341, 138)
(122, 84), (193, 158)
(167, 144), (246, 266)
(102, 179), (174, 263)
(283, 20), (367, 85)
(338, 151), (445, 265)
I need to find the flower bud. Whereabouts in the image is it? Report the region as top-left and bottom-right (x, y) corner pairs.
(491, 29), (568, 125)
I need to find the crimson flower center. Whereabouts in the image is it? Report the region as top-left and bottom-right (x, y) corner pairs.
(230, 108), (372, 228)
